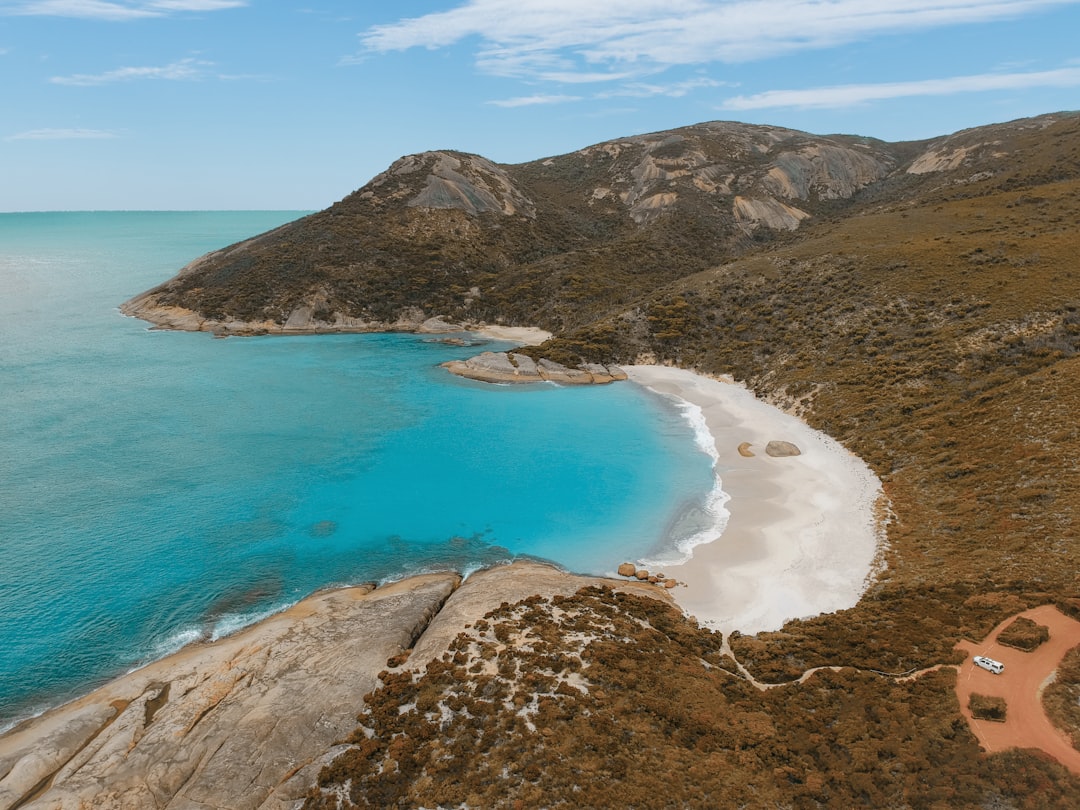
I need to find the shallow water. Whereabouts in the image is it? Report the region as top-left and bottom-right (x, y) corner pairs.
(0, 212), (718, 728)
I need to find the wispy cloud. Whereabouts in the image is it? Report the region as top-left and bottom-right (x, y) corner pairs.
(721, 66), (1080, 110)
(600, 77), (725, 99)
(50, 57), (210, 85)
(487, 93), (582, 107)
(7, 127), (119, 139)
(4, 0), (245, 21)
(357, 0), (1080, 80)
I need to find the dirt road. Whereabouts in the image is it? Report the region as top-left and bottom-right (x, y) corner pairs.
(955, 604), (1080, 775)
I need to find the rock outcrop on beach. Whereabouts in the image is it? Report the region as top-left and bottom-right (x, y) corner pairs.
(0, 564), (664, 810)
(765, 440), (801, 457)
(441, 351), (627, 384)
(0, 576), (458, 810)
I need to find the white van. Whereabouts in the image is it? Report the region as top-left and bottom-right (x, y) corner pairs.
(973, 655), (1004, 674)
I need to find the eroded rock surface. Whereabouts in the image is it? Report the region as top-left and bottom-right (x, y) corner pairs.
(409, 562), (668, 668)
(0, 563), (667, 810)
(442, 351), (627, 385)
(0, 576), (459, 810)
(401, 152), (536, 218)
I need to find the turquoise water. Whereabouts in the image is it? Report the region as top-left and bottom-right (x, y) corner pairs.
(0, 212), (716, 729)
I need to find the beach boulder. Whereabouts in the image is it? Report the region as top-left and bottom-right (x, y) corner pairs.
(765, 440), (801, 457)
(617, 562), (637, 577)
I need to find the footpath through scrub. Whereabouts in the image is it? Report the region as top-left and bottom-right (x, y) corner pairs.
(955, 604), (1080, 775)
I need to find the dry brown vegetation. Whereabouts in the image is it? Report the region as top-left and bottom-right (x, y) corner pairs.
(970, 693), (1008, 722)
(1043, 644), (1080, 752)
(306, 588), (1078, 809)
(998, 617), (1052, 651)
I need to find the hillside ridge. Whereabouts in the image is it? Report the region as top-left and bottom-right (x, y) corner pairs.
(122, 112), (1078, 339)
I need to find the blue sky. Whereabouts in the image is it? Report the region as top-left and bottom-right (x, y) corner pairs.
(2, 0), (1079, 211)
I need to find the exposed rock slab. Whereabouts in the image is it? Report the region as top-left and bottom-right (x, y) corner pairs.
(409, 562), (670, 668)
(732, 196), (811, 232)
(0, 575), (460, 810)
(441, 351), (627, 385)
(0, 564), (667, 810)
(374, 151), (535, 218)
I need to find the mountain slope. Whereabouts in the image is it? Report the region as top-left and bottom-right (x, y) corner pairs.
(122, 120), (912, 335)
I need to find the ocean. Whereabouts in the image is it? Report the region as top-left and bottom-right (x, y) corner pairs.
(0, 211), (720, 730)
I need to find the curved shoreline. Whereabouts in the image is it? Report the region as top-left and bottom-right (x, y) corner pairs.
(118, 299), (887, 635)
(23, 305), (884, 715)
(0, 352), (888, 806)
(116, 299), (886, 635)
(624, 365), (886, 636)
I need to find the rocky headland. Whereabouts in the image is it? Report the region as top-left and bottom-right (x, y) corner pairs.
(0, 563), (665, 810)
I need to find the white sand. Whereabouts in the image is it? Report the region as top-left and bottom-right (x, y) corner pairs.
(470, 324), (552, 345)
(625, 365), (885, 635)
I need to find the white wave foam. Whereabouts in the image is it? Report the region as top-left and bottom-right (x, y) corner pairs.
(0, 704), (48, 736)
(210, 603), (289, 642)
(460, 557), (515, 580)
(640, 396), (731, 568)
(147, 626), (205, 660)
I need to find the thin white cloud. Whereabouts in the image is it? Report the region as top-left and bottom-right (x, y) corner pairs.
(537, 70), (639, 84)
(50, 57), (210, 85)
(487, 93), (582, 107)
(147, 1), (244, 9)
(601, 77), (725, 99)
(7, 127), (119, 139)
(722, 66), (1080, 110)
(4, 0), (244, 20)
(358, 1), (1080, 79)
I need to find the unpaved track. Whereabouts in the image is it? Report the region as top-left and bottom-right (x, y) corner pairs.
(955, 605), (1080, 775)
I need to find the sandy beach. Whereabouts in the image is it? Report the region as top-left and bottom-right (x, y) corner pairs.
(469, 323), (552, 345)
(625, 365), (885, 636)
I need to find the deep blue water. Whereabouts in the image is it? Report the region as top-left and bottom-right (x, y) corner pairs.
(0, 212), (715, 729)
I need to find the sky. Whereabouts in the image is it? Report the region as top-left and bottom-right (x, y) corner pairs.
(2, 0), (1079, 211)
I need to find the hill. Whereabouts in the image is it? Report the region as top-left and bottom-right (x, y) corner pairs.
(115, 112), (1080, 806)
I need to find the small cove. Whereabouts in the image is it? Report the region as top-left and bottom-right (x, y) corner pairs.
(0, 212), (719, 729)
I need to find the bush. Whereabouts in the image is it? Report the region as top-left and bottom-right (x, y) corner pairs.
(998, 617), (1050, 651)
(970, 693), (1008, 722)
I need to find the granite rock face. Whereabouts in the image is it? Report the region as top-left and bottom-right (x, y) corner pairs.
(0, 575), (459, 810)
(398, 152), (536, 218)
(765, 440), (802, 457)
(0, 563), (668, 810)
(442, 351), (627, 385)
